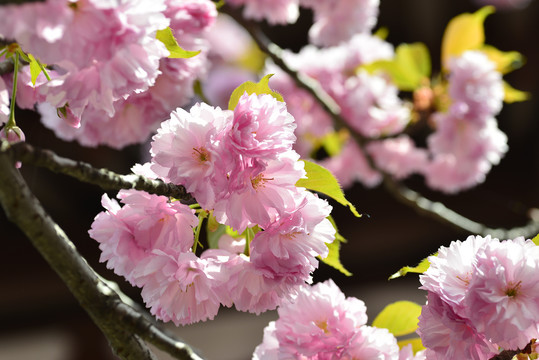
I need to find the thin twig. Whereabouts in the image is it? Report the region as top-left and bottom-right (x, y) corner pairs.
(3, 141), (194, 202)
(222, 7), (539, 239)
(0, 149), (204, 360)
(383, 177), (539, 239)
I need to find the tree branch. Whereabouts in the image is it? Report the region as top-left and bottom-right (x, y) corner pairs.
(3, 141), (194, 202)
(383, 177), (539, 239)
(222, 7), (539, 239)
(0, 148), (204, 360)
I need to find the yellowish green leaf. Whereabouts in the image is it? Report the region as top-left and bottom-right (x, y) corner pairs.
(374, 27), (389, 40)
(237, 42), (266, 73)
(320, 130), (348, 157)
(389, 254), (434, 280)
(480, 45), (525, 74)
(296, 160), (361, 217)
(503, 81), (530, 103)
(156, 27), (200, 59)
(361, 43), (431, 91)
(372, 301), (422, 337)
(228, 74), (284, 110)
(398, 338), (426, 353)
(320, 238), (352, 276)
(28, 53), (42, 86)
(532, 234), (539, 246)
(441, 6), (495, 68)
(327, 215), (347, 243)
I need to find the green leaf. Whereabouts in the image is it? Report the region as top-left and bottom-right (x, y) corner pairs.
(361, 43), (431, 91)
(480, 45), (525, 74)
(389, 254), (434, 280)
(374, 27), (389, 40)
(327, 215), (347, 243)
(156, 27), (200, 59)
(532, 234), (539, 246)
(207, 214), (226, 249)
(398, 338), (425, 353)
(296, 160), (361, 217)
(503, 81), (530, 103)
(228, 74), (284, 110)
(441, 6), (495, 68)
(320, 130), (347, 157)
(28, 53), (42, 86)
(372, 301), (423, 337)
(320, 238), (352, 276)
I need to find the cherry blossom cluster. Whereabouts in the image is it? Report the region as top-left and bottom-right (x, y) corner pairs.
(253, 279), (426, 360)
(0, 0), (216, 148)
(89, 92), (336, 325)
(226, 0), (380, 46)
(418, 235), (539, 359)
(268, 44), (507, 193)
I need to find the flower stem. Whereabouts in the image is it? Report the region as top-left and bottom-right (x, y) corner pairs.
(7, 51), (19, 128)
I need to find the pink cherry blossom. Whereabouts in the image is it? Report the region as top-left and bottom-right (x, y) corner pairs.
(0, 76), (9, 126)
(341, 325), (400, 360)
(320, 139), (382, 188)
(367, 136), (428, 179)
(164, 0), (217, 35)
(300, 0), (380, 46)
(271, 279), (368, 359)
(133, 250), (227, 325)
(150, 102), (232, 208)
(448, 50), (504, 125)
(340, 71), (411, 138)
(419, 235), (495, 316)
(213, 150), (306, 233)
(425, 112), (508, 193)
(229, 92), (297, 160)
(226, 0), (300, 25)
(399, 344), (426, 360)
(417, 291), (498, 360)
(250, 191), (334, 285)
(226, 256), (302, 314)
(267, 68), (334, 158)
(88, 189), (198, 284)
(0, 126), (25, 143)
(465, 237), (539, 350)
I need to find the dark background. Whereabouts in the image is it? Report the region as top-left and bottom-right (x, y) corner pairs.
(1, 0), (539, 359)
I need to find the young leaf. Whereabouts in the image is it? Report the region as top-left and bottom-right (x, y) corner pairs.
(532, 234), (539, 246)
(441, 6), (495, 68)
(398, 338), (426, 353)
(156, 27), (200, 59)
(207, 214), (226, 249)
(372, 301), (423, 337)
(228, 74), (284, 110)
(296, 160), (361, 217)
(319, 238), (352, 276)
(361, 43), (431, 91)
(480, 45), (525, 74)
(503, 81), (530, 103)
(388, 254), (434, 280)
(28, 53), (42, 86)
(327, 215), (347, 243)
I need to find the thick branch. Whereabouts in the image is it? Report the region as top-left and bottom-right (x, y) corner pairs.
(0, 150), (204, 360)
(222, 8), (539, 239)
(3, 141), (193, 202)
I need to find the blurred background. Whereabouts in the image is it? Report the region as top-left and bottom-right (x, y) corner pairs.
(1, 0), (539, 359)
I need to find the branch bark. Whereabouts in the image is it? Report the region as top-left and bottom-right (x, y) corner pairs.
(4, 141), (194, 202)
(0, 145), (204, 360)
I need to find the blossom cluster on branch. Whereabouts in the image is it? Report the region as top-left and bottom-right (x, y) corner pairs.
(90, 91), (337, 325)
(0, 0), (536, 360)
